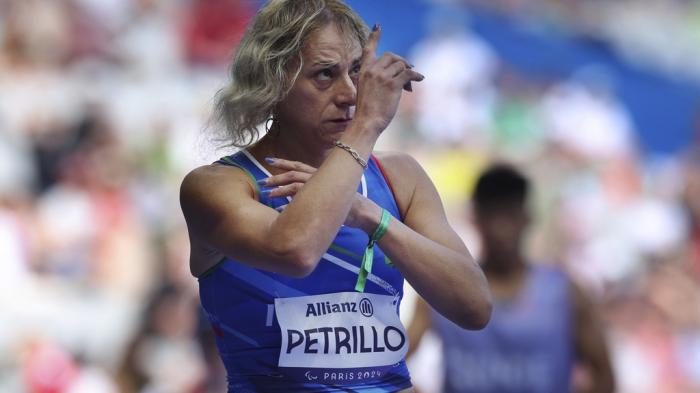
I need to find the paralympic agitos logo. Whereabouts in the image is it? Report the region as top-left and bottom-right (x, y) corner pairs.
(305, 298), (374, 318)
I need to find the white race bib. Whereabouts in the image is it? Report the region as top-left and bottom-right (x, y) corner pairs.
(275, 292), (408, 369)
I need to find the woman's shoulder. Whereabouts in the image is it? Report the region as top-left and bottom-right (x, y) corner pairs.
(180, 163), (257, 215)
(373, 150), (421, 170)
(181, 162), (254, 192)
(372, 151), (431, 217)
(373, 150), (430, 188)
(373, 150), (424, 180)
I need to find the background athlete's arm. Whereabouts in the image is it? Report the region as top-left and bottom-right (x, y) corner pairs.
(406, 296), (432, 359)
(572, 283), (616, 393)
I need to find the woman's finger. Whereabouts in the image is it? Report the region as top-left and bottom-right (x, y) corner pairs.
(395, 68), (425, 89)
(386, 61), (407, 78)
(259, 171), (311, 187)
(262, 183), (304, 198)
(371, 52), (416, 91)
(266, 157), (317, 174)
(361, 24), (381, 67)
(375, 52), (411, 71)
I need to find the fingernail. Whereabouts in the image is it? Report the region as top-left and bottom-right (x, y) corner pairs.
(265, 157), (276, 164)
(256, 178), (267, 186)
(372, 23), (379, 32)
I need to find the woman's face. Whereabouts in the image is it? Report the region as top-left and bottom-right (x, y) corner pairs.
(276, 23), (362, 146)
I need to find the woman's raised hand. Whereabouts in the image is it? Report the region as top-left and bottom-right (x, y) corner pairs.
(353, 25), (425, 135)
(258, 158), (316, 199)
(259, 158), (379, 232)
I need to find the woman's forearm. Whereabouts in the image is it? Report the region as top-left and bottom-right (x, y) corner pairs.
(265, 125), (378, 274)
(377, 218), (492, 329)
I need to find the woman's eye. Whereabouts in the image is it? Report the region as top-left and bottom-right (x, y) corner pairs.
(350, 65), (361, 76)
(317, 69), (333, 80)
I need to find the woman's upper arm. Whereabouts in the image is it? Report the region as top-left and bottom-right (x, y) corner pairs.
(179, 164), (308, 277)
(376, 152), (468, 254)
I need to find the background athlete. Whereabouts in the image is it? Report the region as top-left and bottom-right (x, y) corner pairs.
(407, 163), (614, 393)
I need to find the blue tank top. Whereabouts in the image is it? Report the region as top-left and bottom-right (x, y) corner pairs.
(431, 265), (574, 393)
(198, 150), (413, 392)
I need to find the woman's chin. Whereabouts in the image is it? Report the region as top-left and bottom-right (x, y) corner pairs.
(323, 128), (347, 140)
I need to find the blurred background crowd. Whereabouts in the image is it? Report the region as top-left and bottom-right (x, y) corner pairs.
(0, 0), (699, 392)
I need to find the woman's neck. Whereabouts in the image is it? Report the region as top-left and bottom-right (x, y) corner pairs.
(250, 132), (331, 170)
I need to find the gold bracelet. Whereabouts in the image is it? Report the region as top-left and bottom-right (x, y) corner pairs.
(333, 140), (368, 169)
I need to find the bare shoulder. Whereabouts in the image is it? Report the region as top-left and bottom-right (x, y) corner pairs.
(373, 150), (424, 177)
(373, 151), (433, 217)
(180, 163), (255, 208)
(180, 163), (258, 276)
(180, 162), (255, 191)
(179, 163), (258, 238)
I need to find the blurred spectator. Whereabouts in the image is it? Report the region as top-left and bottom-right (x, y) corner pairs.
(117, 285), (205, 393)
(114, 0), (182, 78)
(410, 6), (498, 146)
(181, 0), (255, 67)
(683, 123), (700, 277)
(22, 340), (79, 393)
(540, 75), (635, 161)
(489, 68), (547, 159)
(2, 0), (72, 68)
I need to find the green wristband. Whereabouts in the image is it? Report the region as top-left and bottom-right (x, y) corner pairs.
(355, 209), (392, 292)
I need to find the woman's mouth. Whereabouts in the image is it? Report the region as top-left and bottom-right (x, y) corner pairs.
(329, 118), (352, 124)
(327, 118), (352, 131)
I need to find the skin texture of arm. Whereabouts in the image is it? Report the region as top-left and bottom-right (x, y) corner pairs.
(257, 151), (493, 329)
(372, 151), (492, 329)
(572, 283), (616, 393)
(180, 157), (366, 277)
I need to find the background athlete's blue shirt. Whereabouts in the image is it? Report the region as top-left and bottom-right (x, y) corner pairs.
(432, 265), (574, 393)
(198, 150), (412, 392)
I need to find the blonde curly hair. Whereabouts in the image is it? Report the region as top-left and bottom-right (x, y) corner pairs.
(212, 0), (369, 148)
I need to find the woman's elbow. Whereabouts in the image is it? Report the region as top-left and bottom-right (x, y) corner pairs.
(471, 300), (493, 330)
(287, 254), (318, 278)
(268, 241), (320, 278)
(456, 294), (493, 330)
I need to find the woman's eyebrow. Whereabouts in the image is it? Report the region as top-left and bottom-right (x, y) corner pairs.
(311, 59), (337, 67)
(308, 51), (338, 66)
(308, 55), (362, 69)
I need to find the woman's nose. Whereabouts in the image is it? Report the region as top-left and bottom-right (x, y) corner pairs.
(335, 74), (357, 107)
